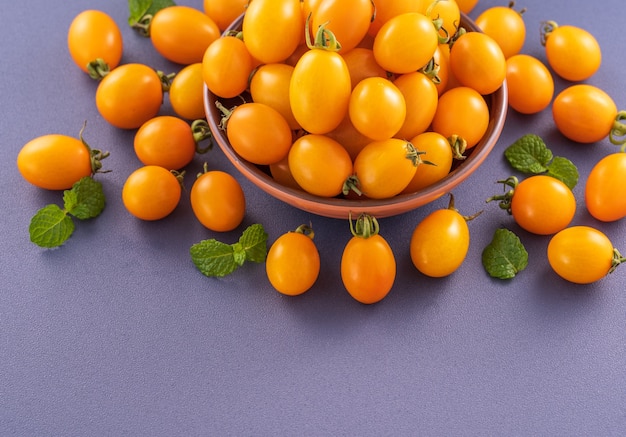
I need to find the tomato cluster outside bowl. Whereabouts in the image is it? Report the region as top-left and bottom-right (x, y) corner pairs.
(204, 13), (507, 219)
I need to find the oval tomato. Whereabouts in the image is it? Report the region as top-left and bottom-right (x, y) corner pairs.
(311, 0), (374, 53)
(341, 214), (396, 304)
(150, 5), (220, 65)
(474, 4), (526, 59)
(547, 226), (617, 284)
(223, 102), (293, 165)
(585, 152), (626, 222)
(552, 84), (617, 144)
(542, 22), (601, 81)
(410, 194), (471, 277)
(95, 63), (164, 129)
(341, 47), (388, 89)
(242, 0), (303, 64)
(203, 35), (254, 99)
(67, 9), (123, 78)
(122, 166), (182, 221)
(506, 54), (554, 114)
(266, 225), (320, 296)
(288, 134), (353, 197)
(17, 133), (100, 190)
(169, 63), (206, 121)
(353, 138), (419, 199)
(431, 86), (489, 150)
(402, 132), (453, 193)
(250, 63), (301, 130)
(349, 77), (406, 141)
(203, 0), (247, 31)
(368, 0), (428, 37)
(133, 116), (196, 170)
(373, 12), (439, 74)
(449, 31), (506, 95)
(393, 71), (439, 140)
(290, 46), (351, 134)
(190, 169), (245, 232)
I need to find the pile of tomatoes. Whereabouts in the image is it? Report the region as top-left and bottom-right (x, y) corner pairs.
(15, 0), (626, 304)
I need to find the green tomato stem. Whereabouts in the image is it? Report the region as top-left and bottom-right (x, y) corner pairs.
(86, 58), (110, 81)
(609, 248), (626, 274)
(294, 224), (315, 240)
(78, 121), (110, 175)
(305, 14), (342, 51)
(348, 213), (380, 239)
(540, 20), (558, 46)
(157, 70), (176, 93)
(609, 111), (626, 149)
(485, 176), (519, 214)
(448, 134), (468, 160)
(191, 119), (213, 154)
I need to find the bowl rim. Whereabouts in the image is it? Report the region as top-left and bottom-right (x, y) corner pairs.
(203, 12), (508, 219)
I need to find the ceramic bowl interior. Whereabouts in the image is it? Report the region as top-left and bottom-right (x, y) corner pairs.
(204, 13), (507, 219)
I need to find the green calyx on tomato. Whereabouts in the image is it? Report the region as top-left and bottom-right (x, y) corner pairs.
(425, 1), (451, 44)
(610, 248), (626, 274)
(448, 134), (468, 160)
(305, 14), (341, 52)
(609, 111), (626, 149)
(348, 213), (380, 239)
(485, 176), (519, 213)
(190, 119), (213, 154)
(86, 58), (112, 81)
(78, 121), (110, 175)
(293, 223), (315, 240)
(128, 0), (176, 36)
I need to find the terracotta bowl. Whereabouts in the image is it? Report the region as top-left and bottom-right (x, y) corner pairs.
(204, 13), (507, 219)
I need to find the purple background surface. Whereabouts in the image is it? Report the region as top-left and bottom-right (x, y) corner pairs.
(2, 1), (626, 435)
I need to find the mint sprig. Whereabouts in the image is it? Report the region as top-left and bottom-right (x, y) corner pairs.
(504, 134), (579, 189)
(190, 224), (269, 277)
(29, 177), (106, 248)
(482, 228), (529, 280)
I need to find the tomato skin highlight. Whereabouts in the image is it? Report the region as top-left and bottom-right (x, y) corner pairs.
(552, 84), (617, 144)
(122, 166), (182, 221)
(95, 63), (163, 129)
(341, 234), (396, 304)
(547, 226), (614, 284)
(67, 10), (123, 74)
(544, 24), (601, 82)
(266, 229), (320, 296)
(190, 170), (245, 232)
(290, 49), (352, 134)
(150, 5), (220, 65)
(17, 135), (93, 190)
(585, 153), (626, 222)
(410, 207), (470, 277)
(510, 175), (576, 235)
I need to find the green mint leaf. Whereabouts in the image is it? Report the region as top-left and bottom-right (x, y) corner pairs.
(190, 239), (237, 278)
(546, 156), (579, 190)
(504, 134), (552, 174)
(65, 177), (106, 220)
(482, 228), (528, 280)
(128, 0), (176, 28)
(239, 224), (269, 263)
(29, 204), (75, 248)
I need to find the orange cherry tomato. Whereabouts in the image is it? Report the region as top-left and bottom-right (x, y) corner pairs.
(552, 84), (617, 144)
(17, 133), (98, 190)
(290, 44), (351, 134)
(341, 214), (396, 304)
(547, 226), (618, 284)
(190, 169), (246, 232)
(368, 0), (429, 37)
(393, 71), (439, 140)
(449, 31), (506, 95)
(67, 10), (123, 78)
(288, 134), (353, 197)
(506, 54), (554, 114)
(373, 12), (439, 74)
(133, 116), (197, 170)
(341, 48), (388, 89)
(203, 0), (247, 31)
(242, 0), (303, 64)
(585, 153), (626, 222)
(402, 132), (453, 193)
(223, 102), (293, 165)
(122, 166), (182, 221)
(169, 63), (206, 121)
(455, 0), (479, 14)
(326, 113), (372, 161)
(427, 0), (461, 39)
(95, 63), (164, 129)
(269, 156), (301, 190)
(311, 0), (374, 53)
(203, 35), (254, 99)
(266, 225), (320, 296)
(150, 5), (220, 65)
(353, 138), (418, 199)
(431, 86), (489, 150)
(250, 63), (301, 130)
(542, 22), (601, 82)
(474, 4), (526, 59)
(349, 77), (406, 141)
